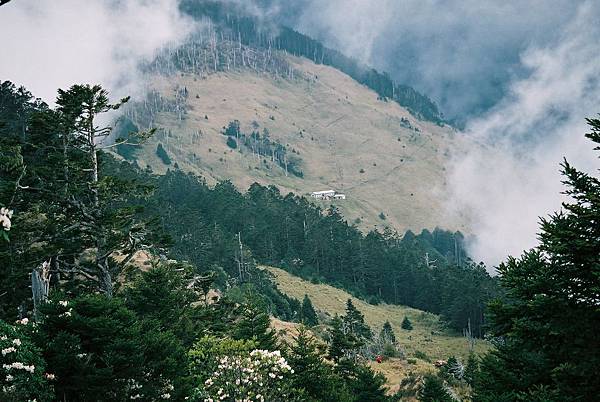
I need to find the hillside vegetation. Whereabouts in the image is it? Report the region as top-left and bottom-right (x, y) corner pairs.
(266, 266), (489, 361)
(122, 54), (473, 233)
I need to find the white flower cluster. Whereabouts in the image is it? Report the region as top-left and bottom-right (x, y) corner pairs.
(57, 300), (73, 317)
(3, 362), (35, 373)
(201, 349), (293, 402)
(0, 207), (13, 231)
(15, 318), (29, 325)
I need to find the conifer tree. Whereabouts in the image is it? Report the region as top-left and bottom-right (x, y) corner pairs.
(287, 326), (343, 401)
(301, 294), (318, 326)
(379, 320), (396, 343)
(401, 316), (413, 330)
(343, 299), (372, 340)
(232, 304), (278, 350)
(347, 365), (390, 402)
(418, 374), (453, 402)
(463, 353), (478, 386)
(474, 118), (600, 401)
(328, 315), (356, 362)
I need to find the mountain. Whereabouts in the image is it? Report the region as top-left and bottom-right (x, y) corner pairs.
(115, 13), (473, 233)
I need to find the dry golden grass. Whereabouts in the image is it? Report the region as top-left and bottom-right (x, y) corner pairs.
(132, 54), (475, 234)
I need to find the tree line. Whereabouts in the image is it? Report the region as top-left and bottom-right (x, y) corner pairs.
(134, 162), (497, 336)
(179, 0), (443, 123)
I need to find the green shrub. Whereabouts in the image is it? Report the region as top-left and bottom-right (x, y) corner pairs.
(414, 350), (430, 362)
(156, 143), (171, 165)
(226, 136), (237, 149)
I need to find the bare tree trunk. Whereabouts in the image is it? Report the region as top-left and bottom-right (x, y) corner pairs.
(32, 260), (51, 322)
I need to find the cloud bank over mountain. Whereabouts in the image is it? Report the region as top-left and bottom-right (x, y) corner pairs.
(260, 0), (584, 123)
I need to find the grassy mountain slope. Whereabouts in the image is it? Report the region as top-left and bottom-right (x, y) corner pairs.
(266, 265), (489, 395)
(130, 54), (472, 233)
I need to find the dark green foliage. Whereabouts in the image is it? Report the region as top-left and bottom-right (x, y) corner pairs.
(440, 356), (464, 383)
(222, 121), (304, 177)
(0, 320), (54, 402)
(232, 304), (278, 350)
(226, 136), (237, 149)
(223, 119), (241, 137)
(286, 326), (347, 402)
(473, 119), (600, 402)
(380, 320), (396, 344)
(37, 295), (185, 401)
(114, 116), (140, 160)
(418, 374), (453, 402)
(328, 315), (358, 363)
(343, 299), (372, 340)
(301, 294), (318, 326)
(395, 371), (420, 399)
(378, 212), (386, 220)
(344, 364), (390, 402)
(156, 142), (172, 164)
(463, 353), (478, 386)
(123, 262), (200, 346)
(401, 316), (413, 330)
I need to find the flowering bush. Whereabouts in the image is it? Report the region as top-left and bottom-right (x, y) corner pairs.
(0, 207), (12, 241)
(190, 348), (296, 402)
(0, 319), (53, 402)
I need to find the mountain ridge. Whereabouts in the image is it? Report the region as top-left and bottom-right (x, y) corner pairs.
(120, 53), (473, 233)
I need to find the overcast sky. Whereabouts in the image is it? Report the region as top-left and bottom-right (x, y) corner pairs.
(1, 0), (599, 268)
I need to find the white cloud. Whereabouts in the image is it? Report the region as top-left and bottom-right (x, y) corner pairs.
(446, 1), (600, 268)
(0, 0), (192, 103)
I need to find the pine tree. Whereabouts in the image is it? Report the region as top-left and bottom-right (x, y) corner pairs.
(233, 304), (277, 350)
(418, 374), (453, 402)
(343, 299), (372, 340)
(473, 118), (600, 401)
(401, 316), (413, 330)
(463, 353), (478, 386)
(347, 365), (390, 402)
(379, 320), (396, 343)
(301, 294), (319, 326)
(327, 315), (356, 362)
(287, 326), (344, 401)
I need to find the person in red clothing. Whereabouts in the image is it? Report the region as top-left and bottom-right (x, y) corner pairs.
(375, 355), (383, 363)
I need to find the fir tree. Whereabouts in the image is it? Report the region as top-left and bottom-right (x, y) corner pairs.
(463, 353), (478, 386)
(347, 365), (390, 402)
(401, 316), (413, 330)
(379, 320), (396, 343)
(474, 118), (600, 401)
(232, 304), (278, 350)
(287, 326), (344, 401)
(418, 374), (453, 402)
(226, 136), (238, 149)
(300, 294), (318, 326)
(343, 299), (372, 340)
(328, 315), (356, 362)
